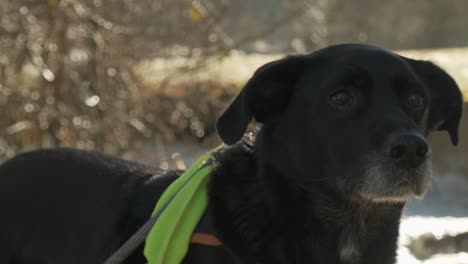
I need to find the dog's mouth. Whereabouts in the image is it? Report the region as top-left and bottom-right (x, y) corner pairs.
(365, 177), (428, 203)
(356, 154), (432, 203)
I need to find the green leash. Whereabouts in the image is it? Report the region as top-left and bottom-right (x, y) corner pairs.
(103, 146), (221, 264)
(144, 146), (221, 263)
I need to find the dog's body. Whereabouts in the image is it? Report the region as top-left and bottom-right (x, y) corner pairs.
(0, 44), (463, 264)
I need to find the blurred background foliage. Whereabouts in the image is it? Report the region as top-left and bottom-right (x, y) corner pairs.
(0, 0), (468, 163)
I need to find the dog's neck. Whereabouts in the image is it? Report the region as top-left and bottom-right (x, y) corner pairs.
(209, 140), (404, 264)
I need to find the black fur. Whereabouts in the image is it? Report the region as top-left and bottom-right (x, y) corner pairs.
(0, 44), (463, 264)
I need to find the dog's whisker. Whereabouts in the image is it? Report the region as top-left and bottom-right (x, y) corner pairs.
(430, 176), (441, 195)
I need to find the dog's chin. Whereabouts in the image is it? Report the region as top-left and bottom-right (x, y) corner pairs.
(356, 156), (432, 203)
(360, 181), (428, 203)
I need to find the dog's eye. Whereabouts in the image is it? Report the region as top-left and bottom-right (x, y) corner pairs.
(407, 94), (425, 108)
(329, 90), (353, 107)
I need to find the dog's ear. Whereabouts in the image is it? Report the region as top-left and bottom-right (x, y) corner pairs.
(406, 58), (463, 145)
(216, 56), (307, 145)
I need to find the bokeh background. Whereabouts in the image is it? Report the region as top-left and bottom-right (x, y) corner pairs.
(1, 1), (467, 263)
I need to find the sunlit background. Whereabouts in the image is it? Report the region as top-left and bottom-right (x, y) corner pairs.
(0, 1), (467, 263)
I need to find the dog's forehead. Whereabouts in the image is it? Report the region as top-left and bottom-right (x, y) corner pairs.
(312, 44), (412, 74)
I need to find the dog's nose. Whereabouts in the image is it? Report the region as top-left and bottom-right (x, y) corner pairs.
(386, 134), (429, 169)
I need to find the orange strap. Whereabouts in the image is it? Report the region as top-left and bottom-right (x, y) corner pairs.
(190, 233), (222, 247)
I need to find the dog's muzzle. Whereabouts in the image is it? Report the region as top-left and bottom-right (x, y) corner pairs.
(359, 132), (432, 202)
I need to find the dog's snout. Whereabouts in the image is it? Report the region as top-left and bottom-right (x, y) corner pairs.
(386, 134), (428, 169)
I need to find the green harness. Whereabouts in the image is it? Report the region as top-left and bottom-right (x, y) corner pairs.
(144, 146), (222, 264)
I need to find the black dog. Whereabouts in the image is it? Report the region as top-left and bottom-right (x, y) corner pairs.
(0, 44), (463, 264)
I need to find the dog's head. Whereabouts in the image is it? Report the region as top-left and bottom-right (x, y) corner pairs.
(216, 44), (463, 203)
